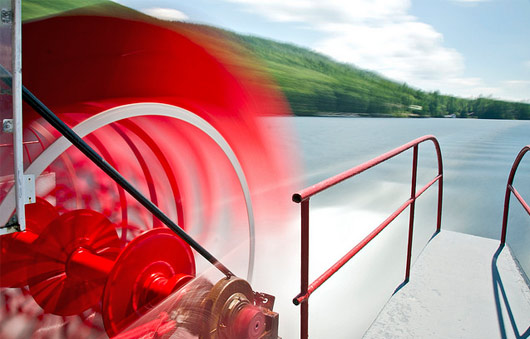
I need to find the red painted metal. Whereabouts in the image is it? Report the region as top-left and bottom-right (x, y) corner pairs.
(102, 228), (195, 337)
(292, 135), (443, 338)
(28, 209), (121, 315)
(1, 206), (195, 333)
(299, 200), (309, 339)
(232, 304), (267, 338)
(116, 120), (185, 229)
(501, 145), (530, 245)
(7, 215), (195, 328)
(405, 145), (419, 282)
(0, 198), (57, 287)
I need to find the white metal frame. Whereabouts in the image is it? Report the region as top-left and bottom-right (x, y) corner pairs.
(12, 0), (26, 232)
(0, 0), (32, 235)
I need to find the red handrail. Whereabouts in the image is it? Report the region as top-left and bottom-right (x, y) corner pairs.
(292, 135), (443, 339)
(501, 145), (530, 245)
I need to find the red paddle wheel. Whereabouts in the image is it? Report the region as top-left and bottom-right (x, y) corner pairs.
(1, 6), (295, 338)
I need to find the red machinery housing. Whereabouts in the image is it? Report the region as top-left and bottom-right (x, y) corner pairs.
(1, 6), (294, 338)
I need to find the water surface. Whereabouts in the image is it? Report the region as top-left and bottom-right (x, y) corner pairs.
(292, 117), (530, 269)
(260, 116), (530, 338)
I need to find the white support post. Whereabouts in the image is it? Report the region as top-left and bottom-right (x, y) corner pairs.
(11, 0), (30, 232)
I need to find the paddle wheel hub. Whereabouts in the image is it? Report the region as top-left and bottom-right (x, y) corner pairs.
(102, 228), (195, 336)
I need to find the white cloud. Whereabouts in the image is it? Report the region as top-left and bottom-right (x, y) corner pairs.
(446, 77), (483, 88)
(313, 21), (465, 84)
(433, 79), (530, 102)
(142, 7), (189, 21)
(409, 77), (529, 102)
(226, 0), (476, 95)
(227, 0), (411, 25)
(497, 80), (530, 102)
(217, 0), (529, 101)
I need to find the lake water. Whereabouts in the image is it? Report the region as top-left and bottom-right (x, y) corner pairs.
(291, 116), (530, 271)
(258, 116), (529, 338)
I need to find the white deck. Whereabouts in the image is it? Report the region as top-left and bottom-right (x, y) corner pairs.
(364, 230), (530, 339)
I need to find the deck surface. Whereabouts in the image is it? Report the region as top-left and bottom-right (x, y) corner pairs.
(364, 230), (530, 339)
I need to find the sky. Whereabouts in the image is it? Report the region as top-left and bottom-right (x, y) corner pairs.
(111, 0), (530, 103)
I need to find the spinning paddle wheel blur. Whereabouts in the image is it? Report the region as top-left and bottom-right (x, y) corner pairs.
(0, 4), (295, 338)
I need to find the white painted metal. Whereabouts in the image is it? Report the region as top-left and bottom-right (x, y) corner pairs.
(22, 174), (35, 204)
(11, 0), (26, 232)
(0, 0), (25, 235)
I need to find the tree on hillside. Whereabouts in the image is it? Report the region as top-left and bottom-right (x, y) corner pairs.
(515, 103), (530, 120)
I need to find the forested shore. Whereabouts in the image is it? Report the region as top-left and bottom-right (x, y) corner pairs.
(236, 35), (530, 119)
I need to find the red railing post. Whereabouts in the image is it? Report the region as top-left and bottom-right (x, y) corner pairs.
(501, 145), (530, 245)
(501, 188), (512, 245)
(300, 199), (310, 339)
(405, 145), (419, 282)
(436, 145), (444, 233)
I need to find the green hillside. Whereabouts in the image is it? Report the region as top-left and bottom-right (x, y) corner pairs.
(22, 0), (108, 21)
(21, 0), (530, 119)
(234, 34), (530, 119)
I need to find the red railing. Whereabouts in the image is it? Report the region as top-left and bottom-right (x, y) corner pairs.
(501, 145), (530, 245)
(292, 135), (443, 339)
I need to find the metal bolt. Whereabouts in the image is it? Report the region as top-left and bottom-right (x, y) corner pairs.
(3, 119), (13, 133)
(1, 9), (12, 24)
